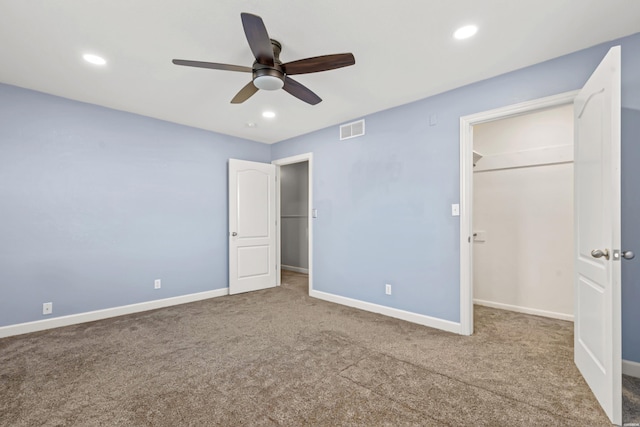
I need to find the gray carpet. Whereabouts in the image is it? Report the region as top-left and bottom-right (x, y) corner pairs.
(0, 270), (635, 426)
(624, 374), (640, 425)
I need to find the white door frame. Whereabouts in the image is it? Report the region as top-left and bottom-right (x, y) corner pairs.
(272, 153), (313, 292)
(459, 91), (578, 335)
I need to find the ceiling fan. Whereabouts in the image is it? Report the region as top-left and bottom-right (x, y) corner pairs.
(172, 13), (355, 105)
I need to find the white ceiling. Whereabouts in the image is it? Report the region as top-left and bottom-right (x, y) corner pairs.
(1, 1), (639, 144)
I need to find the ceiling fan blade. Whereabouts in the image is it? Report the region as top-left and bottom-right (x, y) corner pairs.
(172, 59), (252, 73)
(231, 81), (259, 104)
(283, 76), (322, 105)
(240, 13), (274, 67)
(283, 53), (355, 75)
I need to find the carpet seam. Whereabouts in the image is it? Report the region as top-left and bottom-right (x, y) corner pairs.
(338, 373), (455, 427)
(356, 344), (598, 425)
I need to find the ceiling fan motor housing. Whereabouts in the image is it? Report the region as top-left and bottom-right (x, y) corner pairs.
(252, 39), (284, 90)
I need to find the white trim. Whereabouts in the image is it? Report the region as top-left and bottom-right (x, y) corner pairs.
(474, 299), (574, 322)
(622, 359), (640, 379)
(310, 290), (461, 334)
(281, 265), (309, 274)
(274, 166), (282, 287)
(272, 153), (314, 293)
(0, 288), (229, 339)
(459, 90), (579, 336)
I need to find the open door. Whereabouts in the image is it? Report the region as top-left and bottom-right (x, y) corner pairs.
(229, 159), (277, 295)
(574, 46), (621, 425)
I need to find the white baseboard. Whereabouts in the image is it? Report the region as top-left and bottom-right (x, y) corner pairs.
(0, 288), (229, 339)
(310, 290), (461, 334)
(282, 265), (309, 274)
(474, 299), (574, 322)
(623, 359), (640, 379)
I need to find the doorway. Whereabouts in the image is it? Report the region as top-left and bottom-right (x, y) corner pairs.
(459, 91), (578, 335)
(279, 161), (309, 274)
(272, 153), (313, 292)
(472, 104), (574, 321)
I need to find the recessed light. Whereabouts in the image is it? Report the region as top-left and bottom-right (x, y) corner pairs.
(83, 54), (106, 65)
(453, 25), (478, 40)
(262, 111), (276, 119)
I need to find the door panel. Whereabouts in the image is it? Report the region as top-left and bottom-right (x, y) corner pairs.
(229, 159), (276, 295)
(574, 46), (621, 425)
(238, 169), (270, 237)
(238, 246), (271, 278)
(577, 276), (605, 368)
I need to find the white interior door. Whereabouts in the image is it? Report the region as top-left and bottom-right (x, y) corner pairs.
(574, 46), (621, 425)
(229, 159), (276, 295)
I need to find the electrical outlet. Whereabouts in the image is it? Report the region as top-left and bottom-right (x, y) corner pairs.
(42, 302), (53, 315)
(385, 284), (392, 295)
(154, 279), (161, 289)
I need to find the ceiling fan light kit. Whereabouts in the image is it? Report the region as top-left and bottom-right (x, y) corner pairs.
(172, 13), (355, 105)
(253, 69), (284, 91)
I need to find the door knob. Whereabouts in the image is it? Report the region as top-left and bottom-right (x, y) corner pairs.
(231, 232), (238, 237)
(591, 249), (610, 260)
(622, 250), (635, 260)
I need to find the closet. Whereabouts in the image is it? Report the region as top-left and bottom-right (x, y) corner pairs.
(280, 161), (309, 273)
(473, 104), (574, 320)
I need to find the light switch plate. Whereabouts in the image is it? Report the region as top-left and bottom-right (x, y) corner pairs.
(451, 204), (460, 216)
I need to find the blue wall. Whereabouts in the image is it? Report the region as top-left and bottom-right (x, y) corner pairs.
(0, 84), (270, 326)
(272, 33), (640, 361)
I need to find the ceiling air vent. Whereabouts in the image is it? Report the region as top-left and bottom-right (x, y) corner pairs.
(340, 119), (365, 140)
